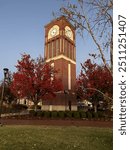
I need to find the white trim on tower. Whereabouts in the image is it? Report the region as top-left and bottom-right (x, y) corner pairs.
(46, 54), (76, 65)
(68, 63), (71, 90)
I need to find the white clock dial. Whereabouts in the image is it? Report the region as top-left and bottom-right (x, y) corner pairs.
(50, 28), (57, 36)
(66, 30), (72, 38)
(48, 25), (59, 39)
(65, 26), (73, 40)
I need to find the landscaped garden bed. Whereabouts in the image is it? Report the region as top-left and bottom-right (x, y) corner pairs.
(3, 110), (113, 122)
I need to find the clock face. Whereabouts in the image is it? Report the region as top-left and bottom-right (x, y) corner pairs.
(66, 30), (72, 38)
(48, 25), (59, 39)
(50, 28), (57, 37)
(65, 26), (73, 40)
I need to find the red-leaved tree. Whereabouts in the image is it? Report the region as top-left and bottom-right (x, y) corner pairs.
(10, 54), (63, 110)
(77, 59), (113, 112)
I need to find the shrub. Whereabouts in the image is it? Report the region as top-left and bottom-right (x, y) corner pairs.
(86, 112), (92, 120)
(97, 111), (104, 119)
(1, 105), (10, 114)
(104, 110), (113, 120)
(44, 111), (51, 118)
(92, 112), (98, 120)
(80, 111), (86, 119)
(65, 111), (72, 118)
(11, 104), (28, 112)
(72, 111), (80, 119)
(58, 111), (65, 119)
(29, 110), (37, 116)
(51, 111), (58, 118)
(37, 111), (44, 117)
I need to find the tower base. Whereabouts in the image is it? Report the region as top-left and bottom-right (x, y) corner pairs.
(41, 91), (77, 111)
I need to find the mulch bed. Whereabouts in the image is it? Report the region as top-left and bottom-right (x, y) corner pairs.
(1, 118), (112, 128)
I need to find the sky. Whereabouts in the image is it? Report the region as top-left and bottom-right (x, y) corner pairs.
(0, 0), (96, 80)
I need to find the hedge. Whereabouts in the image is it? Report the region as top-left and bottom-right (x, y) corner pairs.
(72, 111), (80, 119)
(37, 111), (44, 117)
(44, 111), (51, 118)
(51, 111), (58, 118)
(58, 111), (65, 119)
(28, 110), (111, 120)
(86, 112), (92, 120)
(2, 104), (28, 114)
(65, 111), (73, 118)
(29, 110), (37, 116)
(79, 111), (86, 119)
(92, 112), (98, 119)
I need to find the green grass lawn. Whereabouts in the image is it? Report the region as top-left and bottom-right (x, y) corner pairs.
(0, 126), (112, 150)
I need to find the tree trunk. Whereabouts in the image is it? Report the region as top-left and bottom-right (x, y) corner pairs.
(8, 103), (12, 113)
(34, 103), (37, 111)
(34, 95), (38, 111)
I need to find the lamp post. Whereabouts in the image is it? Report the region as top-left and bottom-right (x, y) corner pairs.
(64, 90), (67, 111)
(0, 68), (9, 125)
(64, 90), (70, 111)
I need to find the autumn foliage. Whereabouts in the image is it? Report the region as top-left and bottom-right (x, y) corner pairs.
(76, 59), (113, 111)
(10, 54), (63, 109)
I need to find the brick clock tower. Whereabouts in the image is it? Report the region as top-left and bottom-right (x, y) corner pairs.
(42, 16), (77, 111)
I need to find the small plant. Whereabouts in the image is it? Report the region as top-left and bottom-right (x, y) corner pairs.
(51, 111), (58, 118)
(11, 104), (28, 113)
(29, 110), (37, 117)
(92, 112), (98, 120)
(65, 111), (72, 118)
(72, 111), (80, 119)
(80, 111), (86, 119)
(44, 111), (51, 118)
(37, 111), (44, 117)
(86, 112), (92, 120)
(97, 111), (104, 120)
(58, 111), (65, 119)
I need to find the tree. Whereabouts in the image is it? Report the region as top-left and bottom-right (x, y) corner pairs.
(10, 54), (63, 110)
(55, 0), (113, 74)
(76, 59), (113, 112)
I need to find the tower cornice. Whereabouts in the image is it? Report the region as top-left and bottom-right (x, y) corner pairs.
(46, 54), (76, 65)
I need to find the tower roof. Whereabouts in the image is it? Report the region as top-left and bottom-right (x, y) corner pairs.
(44, 16), (75, 30)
